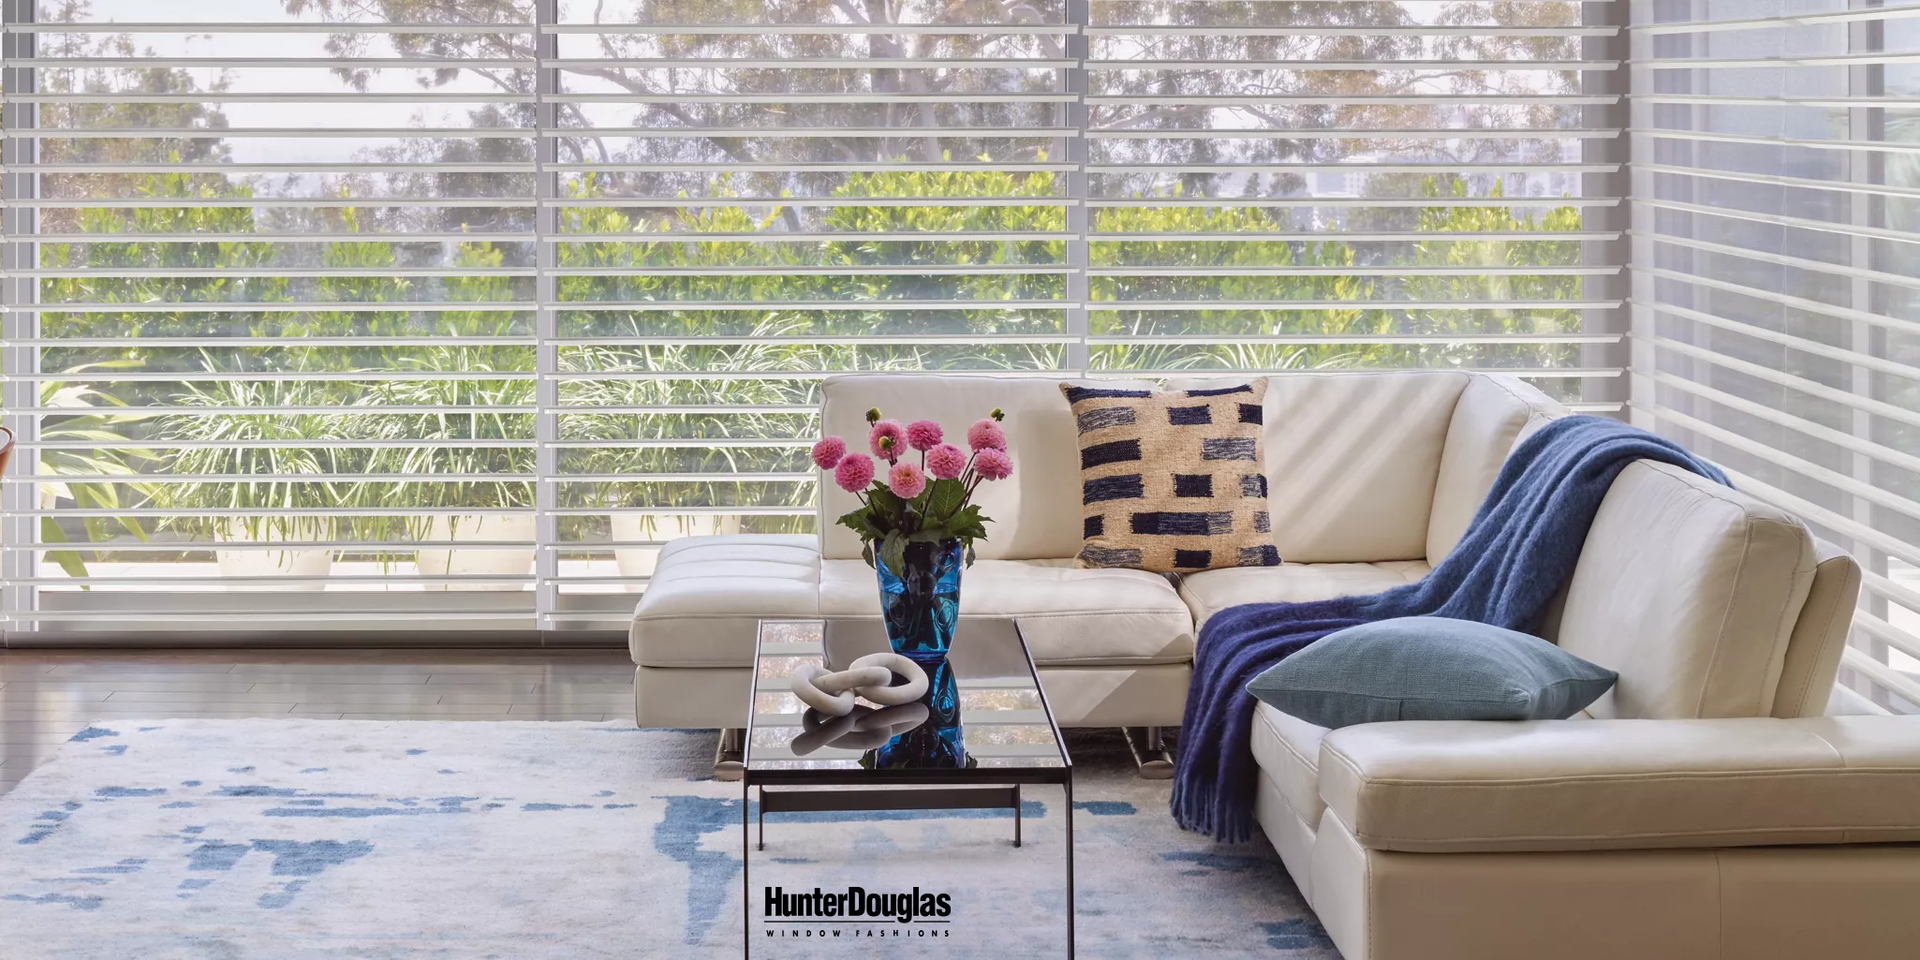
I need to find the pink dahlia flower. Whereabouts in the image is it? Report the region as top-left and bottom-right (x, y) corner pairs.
(888, 461), (927, 499)
(925, 443), (967, 480)
(834, 453), (876, 493)
(810, 436), (846, 471)
(869, 419), (906, 460)
(966, 418), (1006, 452)
(973, 447), (1013, 481)
(905, 419), (943, 451)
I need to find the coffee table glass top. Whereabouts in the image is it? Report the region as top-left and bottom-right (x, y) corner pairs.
(745, 619), (1068, 776)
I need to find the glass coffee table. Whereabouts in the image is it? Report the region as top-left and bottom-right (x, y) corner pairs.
(742, 618), (1074, 957)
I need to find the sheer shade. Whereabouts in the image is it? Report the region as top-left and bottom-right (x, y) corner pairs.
(1630, 0), (1920, 713)
(0, 0), (1620, 635)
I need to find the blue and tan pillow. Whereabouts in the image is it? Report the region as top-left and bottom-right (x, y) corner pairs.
(1059, 381), (1280, 573)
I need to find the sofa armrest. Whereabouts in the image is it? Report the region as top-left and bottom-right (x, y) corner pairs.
(1318, 716), (1920, 853)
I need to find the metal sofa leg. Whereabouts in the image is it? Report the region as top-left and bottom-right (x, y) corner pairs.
(714, 727), (745, 782)
(1123, 726), (1174, 780)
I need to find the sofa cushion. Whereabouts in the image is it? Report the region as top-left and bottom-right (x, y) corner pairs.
(1058, 380), (1281, 573)
(1318, 716), (1920, 853)
(1179, 560), (1429, 632)
(1250, 701), (1331, 827)
(1556, 461), (1817, 720)
(1257, 372), (1469, 564)
(1246, 617), (1618, 729)
(818, 557), (1194, 666)
(630, 534), (1195, 668)
(1427, 374), (1563, 562)
(630, 535), (823, 667)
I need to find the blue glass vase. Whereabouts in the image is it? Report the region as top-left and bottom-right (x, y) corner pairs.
(872, 659), (968, 770)
(875, 538), (963, 665)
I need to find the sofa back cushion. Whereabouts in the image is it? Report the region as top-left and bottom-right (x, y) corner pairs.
(1555, 461), (1817, 720)
(822, 370), (1546, 566)
(1249, 371), (1471, 563)
(1426, 374), (1564, 562)
(819, 375), (1130, 561)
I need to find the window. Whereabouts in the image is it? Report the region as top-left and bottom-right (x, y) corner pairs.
(1, 0), (1621, 636)
(1633, 0), (1920, 712)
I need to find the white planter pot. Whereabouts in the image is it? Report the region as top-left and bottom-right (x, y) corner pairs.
(613, 513), (742, 590)
(416, 514), (536, 591)
(214, 520), (333, 591)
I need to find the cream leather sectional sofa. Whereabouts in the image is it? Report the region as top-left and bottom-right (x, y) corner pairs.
(633, 370), (1920, 959)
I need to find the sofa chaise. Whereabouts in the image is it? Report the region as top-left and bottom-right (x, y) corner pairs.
(632, 370), (1920, 959)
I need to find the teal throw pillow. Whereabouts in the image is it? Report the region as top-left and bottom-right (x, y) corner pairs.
(1245, 616), (1618, 729)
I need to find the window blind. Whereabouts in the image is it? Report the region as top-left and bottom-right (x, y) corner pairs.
(0, 0), (1623, 637)
(1631, 0), (1920, 713)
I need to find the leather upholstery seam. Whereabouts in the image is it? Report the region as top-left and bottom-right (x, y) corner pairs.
(1693, 495), (1756, 718)
(1352, 823), (1912, 846)
(1333, 767), (1919, 787)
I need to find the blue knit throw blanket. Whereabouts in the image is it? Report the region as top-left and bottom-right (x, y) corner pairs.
(1170, 415), (1730, 841)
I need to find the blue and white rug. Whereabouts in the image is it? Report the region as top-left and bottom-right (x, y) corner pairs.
(0, 720), (1334, 959)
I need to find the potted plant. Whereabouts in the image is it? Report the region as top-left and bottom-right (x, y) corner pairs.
(145, 375), (349, 589)
(812, 407), (1012, 664)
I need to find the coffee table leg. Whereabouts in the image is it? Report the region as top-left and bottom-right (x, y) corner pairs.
(1014, 784), (1022, 848)
(741, 778), (750, 960)
(1065, 776), (1075, 959)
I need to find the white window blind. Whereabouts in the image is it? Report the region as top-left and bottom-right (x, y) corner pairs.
(1, 0), (1622, 638)
(1631, 0), (1920, 713)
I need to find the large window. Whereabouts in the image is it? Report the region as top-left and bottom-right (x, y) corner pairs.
(1, 0), (1621, 637)
(1633, 0), (1920, 713)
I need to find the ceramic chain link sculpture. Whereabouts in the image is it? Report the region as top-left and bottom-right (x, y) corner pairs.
(788, 653), (929, 717)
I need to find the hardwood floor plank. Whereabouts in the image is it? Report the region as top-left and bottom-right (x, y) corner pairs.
(41, 664), (240, 677)
(101, 691), (442, 707)
(0, 691), (116, 704)
(407, 676), (549, 689)
(0, 680), (261, 694)
(216, 671), (437, 684)
(294, 702), (507, 716)
(435, 690), (632, 705)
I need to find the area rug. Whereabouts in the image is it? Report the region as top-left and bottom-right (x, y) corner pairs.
(0, 720), (1335, 959)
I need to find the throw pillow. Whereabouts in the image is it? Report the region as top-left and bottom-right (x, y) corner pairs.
(1059, 380), (1280, 573)
(1245, 616), (1617, 728)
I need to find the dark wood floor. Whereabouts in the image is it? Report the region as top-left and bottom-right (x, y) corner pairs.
(0, 647), (638, 795)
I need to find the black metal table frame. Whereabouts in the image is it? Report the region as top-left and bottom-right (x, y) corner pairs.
(741, 621), (1075, 959)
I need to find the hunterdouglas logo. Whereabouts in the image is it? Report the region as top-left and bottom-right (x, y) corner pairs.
(763, 886), (952, 931)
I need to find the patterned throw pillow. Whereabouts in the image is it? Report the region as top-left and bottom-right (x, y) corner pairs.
(1059, 381), (1281, 573)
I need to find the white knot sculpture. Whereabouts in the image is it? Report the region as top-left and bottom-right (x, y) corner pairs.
(789, 653), (929, 718)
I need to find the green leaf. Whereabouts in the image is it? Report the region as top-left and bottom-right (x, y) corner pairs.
(866, 485), (902, 518)
(879, 532), (908, 576)
(924, 478), (966, 520)
(860, 542), (876, 569)
(39, 518), (93, 589)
